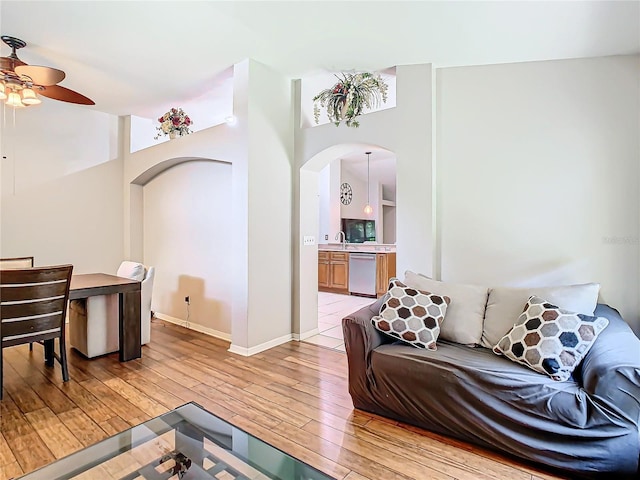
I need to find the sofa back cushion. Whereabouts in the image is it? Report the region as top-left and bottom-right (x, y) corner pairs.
(481, 283), (600, 349)
(404, 271), (488, 346)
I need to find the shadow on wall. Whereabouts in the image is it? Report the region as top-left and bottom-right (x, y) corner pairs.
(168, 275), (225, 332)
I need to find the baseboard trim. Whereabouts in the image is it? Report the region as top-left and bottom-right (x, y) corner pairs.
(292, 328), (319, 341)
(228, 333), (293, 357)
(154, 312), (231, 342)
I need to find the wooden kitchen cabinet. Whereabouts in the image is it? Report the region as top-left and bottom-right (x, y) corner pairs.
(376, 252), (397, 296)
(318, 251), (330, 288)
(318, 251), (349, 294)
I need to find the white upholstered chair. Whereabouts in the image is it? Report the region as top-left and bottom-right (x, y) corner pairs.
(69, 261), (155, 358)
(0, 256), (34, 269)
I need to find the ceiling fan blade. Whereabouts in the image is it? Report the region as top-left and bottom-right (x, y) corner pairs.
(38, 85), (94, 105)
(15, 65), (65, 85)
(0, 56), (27, 71)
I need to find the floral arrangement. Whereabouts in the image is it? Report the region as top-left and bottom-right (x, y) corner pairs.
(155, 107), (193, 139)
(313, 72), (388, 128)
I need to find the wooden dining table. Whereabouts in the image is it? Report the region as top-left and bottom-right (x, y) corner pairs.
(69, 273), (142, 362)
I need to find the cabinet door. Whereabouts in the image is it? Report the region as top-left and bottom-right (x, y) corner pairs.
(330, 262), (349, 290)
(376, 254), (388, 296)
(330, 252), (349, 262)
(318, 260), (330, 288)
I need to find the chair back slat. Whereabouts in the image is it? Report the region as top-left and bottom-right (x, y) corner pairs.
(2, 318), (61, 344)
(1, 297), (67, 322)
(0, 281), (68, 302)
(0, 265), (73, 348)
(0, 257), (34, 269)
(0, 266), (70, 285)
(2, 330), (61, 348)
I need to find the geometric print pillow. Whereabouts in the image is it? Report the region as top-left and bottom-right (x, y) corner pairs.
(372, 278), (451, 350)
(493, 295), (609, 381)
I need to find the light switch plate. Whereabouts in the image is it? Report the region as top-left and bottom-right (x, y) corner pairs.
(303, 236), (315, 246)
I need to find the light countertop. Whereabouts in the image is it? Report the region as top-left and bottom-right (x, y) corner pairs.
(318, 243), (396, 253)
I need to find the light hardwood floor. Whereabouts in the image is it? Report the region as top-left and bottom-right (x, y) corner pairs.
(0, 319), (568, 480)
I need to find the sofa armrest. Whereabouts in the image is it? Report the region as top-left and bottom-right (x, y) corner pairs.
(581, 304), (640, 427)
(342, 296), (390, 406)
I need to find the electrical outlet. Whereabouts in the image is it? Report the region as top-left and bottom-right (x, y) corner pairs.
(184, 296), (190, 304)
(324, 234), (328, 240)
(303, 235), (315, 246)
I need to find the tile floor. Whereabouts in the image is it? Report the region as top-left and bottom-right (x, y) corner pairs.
(303, 291), (376, 352)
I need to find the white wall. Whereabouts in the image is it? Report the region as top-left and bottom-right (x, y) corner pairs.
(244, 60), (293, 351)
(143, 160), (233, 338)
(129, 69), (235, 153)
(383, 205), (396, 243)
(340, 166), (369, 220)
(0, 101), (123, 273)
(437, 55), (640, 334)
(318, 157), (344, 244)
(124, 59), (294, 354)
(295, 64), (435, 337)
(318, 162), (330, 242)
(122, 79), (247, 350)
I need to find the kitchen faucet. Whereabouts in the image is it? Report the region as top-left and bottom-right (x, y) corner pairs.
(335, 231), (346, 250)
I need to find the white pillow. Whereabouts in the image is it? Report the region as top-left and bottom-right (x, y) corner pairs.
(117, 261), (146, 281)
(403, 271), (488, 346)
(481, 283), (600, 349)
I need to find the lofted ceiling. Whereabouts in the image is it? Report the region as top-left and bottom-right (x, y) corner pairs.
(1, 1), (639, 119)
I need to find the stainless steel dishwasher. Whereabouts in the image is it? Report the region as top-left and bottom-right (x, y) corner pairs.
(349, 253), (377, 296)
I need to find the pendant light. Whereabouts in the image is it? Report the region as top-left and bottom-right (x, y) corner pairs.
(363, 151), (373, 215)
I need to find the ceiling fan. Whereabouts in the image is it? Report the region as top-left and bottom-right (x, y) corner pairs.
(0, 35), (94, 107)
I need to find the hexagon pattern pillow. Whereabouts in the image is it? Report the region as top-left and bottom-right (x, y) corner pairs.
(493, 295), (609, 381)
(372, 278), (451, 350)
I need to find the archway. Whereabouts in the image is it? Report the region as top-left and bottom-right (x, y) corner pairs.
(297, 143), (396, 341)
(130, 156), (234, 340)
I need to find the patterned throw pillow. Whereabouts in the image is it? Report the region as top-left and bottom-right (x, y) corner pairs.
(493, 295), (609, 381)
(372, 278), (451, 350)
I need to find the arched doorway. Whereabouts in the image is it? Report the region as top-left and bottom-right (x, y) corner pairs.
(296, 143), (396, 344)
(130, 157), (234, 340)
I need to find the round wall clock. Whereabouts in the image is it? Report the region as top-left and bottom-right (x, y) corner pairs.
(340, 182), (353, 205)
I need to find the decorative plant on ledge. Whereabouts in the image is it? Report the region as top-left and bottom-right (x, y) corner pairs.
(313, 72), (388, 128)
(155, 107), (193, 139)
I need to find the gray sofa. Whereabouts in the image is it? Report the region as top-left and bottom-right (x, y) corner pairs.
(342, 298), (640, 476)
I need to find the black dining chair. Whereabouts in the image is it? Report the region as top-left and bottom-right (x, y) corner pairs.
(0, 264), (73, 400)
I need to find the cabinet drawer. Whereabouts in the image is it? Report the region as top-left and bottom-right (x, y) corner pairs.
(318, 251), (329, 261)
(330, 252), (349, 262)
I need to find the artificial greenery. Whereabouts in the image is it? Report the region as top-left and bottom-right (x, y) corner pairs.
(313, 72), (388, 128)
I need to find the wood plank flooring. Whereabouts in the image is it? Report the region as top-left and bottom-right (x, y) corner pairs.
(0, 319), (569, 480)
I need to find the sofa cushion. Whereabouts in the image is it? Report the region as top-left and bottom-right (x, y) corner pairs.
(404, 271), (488, 346)
(372, 278), (450, 350)
(481, 282), (600, 349)
(493, 296), (609, 381)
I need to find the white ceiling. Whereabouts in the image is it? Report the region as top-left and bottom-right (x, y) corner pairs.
(2, 1), (638, 118)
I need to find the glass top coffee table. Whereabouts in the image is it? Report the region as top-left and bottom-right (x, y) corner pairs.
(18, 402), (333, 480)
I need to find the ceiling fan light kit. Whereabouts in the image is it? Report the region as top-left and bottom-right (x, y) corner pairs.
(0, 35), (94, 108)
